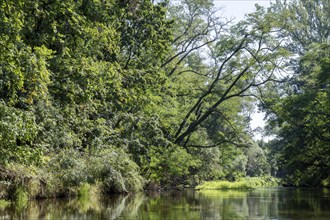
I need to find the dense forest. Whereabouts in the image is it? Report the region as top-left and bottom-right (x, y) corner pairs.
(0, 0), (329, 199)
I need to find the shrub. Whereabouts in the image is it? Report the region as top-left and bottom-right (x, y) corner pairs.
(46, 147), (145, 195)
(78, 183), (91, 198)
(0, 199), (10, 208)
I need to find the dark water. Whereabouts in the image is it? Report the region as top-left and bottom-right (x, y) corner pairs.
(1, 187), (330, 219)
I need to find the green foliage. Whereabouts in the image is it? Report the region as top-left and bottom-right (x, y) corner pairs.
(246, 143), (271, 177)
(47, 148), (144, 194)
(77, 183), (91, 198)
(0, 102), (41, 164)
(143, 145), (201, 186)
(196, 180), (254, 190)
(5, 0), (326, 194)
(0, 147), (144, 198)
(0, 199), (10, 208)
(196, 176), (280, 190)
(14, 186), (28, 207)
(272, 45), (330, 185)
(192, 144), (260, 181)
(321, 176), (330, 188)
(0, 0), (174, 192)
(261, 0), (330, 186)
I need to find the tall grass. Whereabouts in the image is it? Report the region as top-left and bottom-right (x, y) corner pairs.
(196, 176), (280, 190)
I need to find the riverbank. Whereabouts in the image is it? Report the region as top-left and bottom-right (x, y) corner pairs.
(196, 176), (280, 190)
(0, 147), (148, 201)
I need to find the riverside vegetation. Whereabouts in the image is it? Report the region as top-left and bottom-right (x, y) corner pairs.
(0, 0), (329, 202)
(196, 176), (280, 190)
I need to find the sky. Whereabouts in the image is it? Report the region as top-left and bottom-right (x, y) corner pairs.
(214, 0), (274, 21)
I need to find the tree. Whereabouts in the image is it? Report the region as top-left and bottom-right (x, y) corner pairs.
(162, 1), (288, 148)
(0, 0), (172, 164)
(261, 0), (330, 186)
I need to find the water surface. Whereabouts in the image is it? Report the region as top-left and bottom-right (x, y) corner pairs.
(1, 187), (329, 219)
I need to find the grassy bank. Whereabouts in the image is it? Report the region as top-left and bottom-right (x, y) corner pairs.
(196, 176), (280, 190)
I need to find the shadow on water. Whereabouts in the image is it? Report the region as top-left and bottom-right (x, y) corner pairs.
(1, 187), (330, 219)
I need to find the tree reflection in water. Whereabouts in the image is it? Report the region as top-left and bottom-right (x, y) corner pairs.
(1, 188), (330, 219)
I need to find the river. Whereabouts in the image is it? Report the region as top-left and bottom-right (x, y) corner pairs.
(1, 187), (329, 219)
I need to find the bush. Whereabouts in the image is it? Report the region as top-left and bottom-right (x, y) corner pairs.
(1, 146), (145, 199)
(0, 102), (41, 165)
(0, 199), (10, 208)
(77, 183), (91, 198)
(46, 147), (145, 195)
(14, 186), (28, 203)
